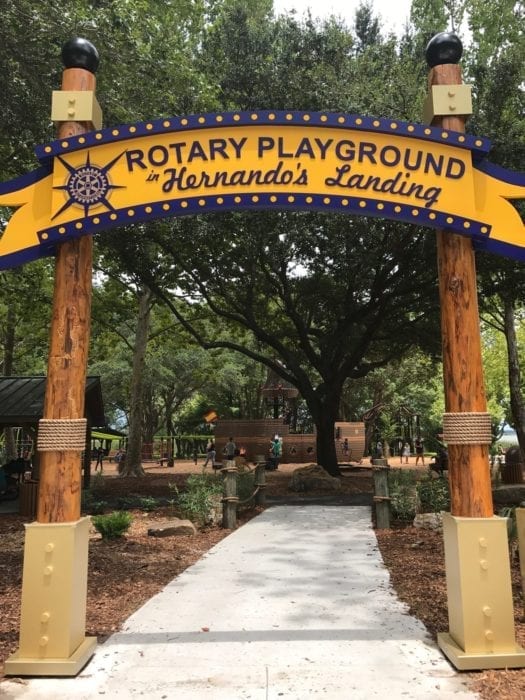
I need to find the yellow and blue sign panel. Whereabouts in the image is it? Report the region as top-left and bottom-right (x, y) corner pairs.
(0, 111), (523, 269)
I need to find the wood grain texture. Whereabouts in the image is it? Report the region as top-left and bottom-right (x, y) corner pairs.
(37, 68), (95, 523)
(430, 64), (493, 517)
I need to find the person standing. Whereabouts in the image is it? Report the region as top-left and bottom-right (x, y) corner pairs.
(268, 435), (282, 470)
(402, 441), (410, 464)
(415, 437), (425, 465)
(94, 446), (105, 472)
(224, 437), (236, 462)
(203, 441), (216, 469)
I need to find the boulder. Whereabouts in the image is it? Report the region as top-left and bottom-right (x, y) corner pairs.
(289, 464), (341, 492)
(413, 512), (443, 531)
(492, 484), (525, 506)
(148, 518), (197, 537)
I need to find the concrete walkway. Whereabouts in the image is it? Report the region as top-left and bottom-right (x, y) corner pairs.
(3, 506), (477, 699)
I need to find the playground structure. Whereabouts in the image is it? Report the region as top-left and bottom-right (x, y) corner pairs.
(214, 418), (365, 464)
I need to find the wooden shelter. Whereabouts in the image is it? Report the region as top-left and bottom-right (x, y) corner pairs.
(0, 376), (105, 482)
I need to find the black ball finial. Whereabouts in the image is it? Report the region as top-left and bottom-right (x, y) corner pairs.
(425, 32), (463, 68)
(61, 38), (99, 73)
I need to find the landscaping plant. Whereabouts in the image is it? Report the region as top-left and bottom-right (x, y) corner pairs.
(92, 511), (133, 540)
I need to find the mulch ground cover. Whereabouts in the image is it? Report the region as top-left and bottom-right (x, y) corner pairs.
(1, 462), (524, 699)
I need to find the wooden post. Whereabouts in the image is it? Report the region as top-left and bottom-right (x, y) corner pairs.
(428, 40), (493, 518)
(36, 42), (99, 524)
(373, 465), (390, 529)
(222, 460), (238, 529)
(427, 34), (525, 671)
(255, 463), (266, 507)
(5, 39), (100, 676)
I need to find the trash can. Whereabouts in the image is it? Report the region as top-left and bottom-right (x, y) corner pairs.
(501, 446), (523, 484)
(19, 480), (39, 517)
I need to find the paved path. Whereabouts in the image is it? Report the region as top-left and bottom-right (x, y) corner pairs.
(3, 506), (477, 699)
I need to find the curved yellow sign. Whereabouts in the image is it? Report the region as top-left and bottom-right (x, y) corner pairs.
(0, 111), (523, 269)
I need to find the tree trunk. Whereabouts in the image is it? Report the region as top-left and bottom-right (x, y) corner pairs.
(503, 298), (525, 460)
(120, 286), (152, 477)
(312, 400), (340, 477)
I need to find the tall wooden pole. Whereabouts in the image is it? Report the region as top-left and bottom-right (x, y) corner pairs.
(37, 40), (99, 523)
(427, 35), (493, 518)
(4, 40), (101, 676)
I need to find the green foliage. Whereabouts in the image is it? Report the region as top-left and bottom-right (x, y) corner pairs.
(416, 474), (450, 514)
(138, 496), (158, 512)
(175, 473), (223, 524)
(90, 472), (106, 493)
(92, 511), (133, 540)
(499, 506), (518, 541)
(237, 468), (256, 506)
(388, 469), (418, 521)
(81, 491), (107, 515)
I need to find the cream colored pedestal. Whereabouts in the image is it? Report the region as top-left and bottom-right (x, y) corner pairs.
(438, 513), (525, 670)
(5, 517), (96, 676)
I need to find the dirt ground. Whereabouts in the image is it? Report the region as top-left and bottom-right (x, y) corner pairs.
(1, 459), (524, 699)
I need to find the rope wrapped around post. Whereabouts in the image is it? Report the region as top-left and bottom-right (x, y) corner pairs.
(37, 418), (87, 451)
(442, 412), (492, 445)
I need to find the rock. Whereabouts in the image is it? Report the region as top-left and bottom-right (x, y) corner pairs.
(492, 484), (525, 506)
(147, 519), (197, 537)
(289, 464), (341, 492)
(413, 512), (443, 531)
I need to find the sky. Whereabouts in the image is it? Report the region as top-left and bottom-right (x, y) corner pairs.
(273, 0), (413, 35)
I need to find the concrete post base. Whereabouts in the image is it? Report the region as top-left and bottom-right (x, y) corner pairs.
(438, 513), (525, 670)
(4, 516), (96, 676)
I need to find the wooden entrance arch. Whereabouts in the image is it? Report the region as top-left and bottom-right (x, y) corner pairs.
(2, 33), (525, 676)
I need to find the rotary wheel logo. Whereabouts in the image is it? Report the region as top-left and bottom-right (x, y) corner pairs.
(67, 165), (110, 206)
(52, 150), (126, 220)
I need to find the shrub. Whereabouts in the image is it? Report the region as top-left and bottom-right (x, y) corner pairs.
(81, 490), (107, 515)
(92, 511), (133, 539)
(499, 506), (517, 541)
(237, 468), (256, 506)
(177, 473), (223, 525)
(138, 496), (158, 512)
(116, 495), (142, 510)
(388, 469), (417, 521)
(416, 474), (450, 513)
(90, 471), (106, 492)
